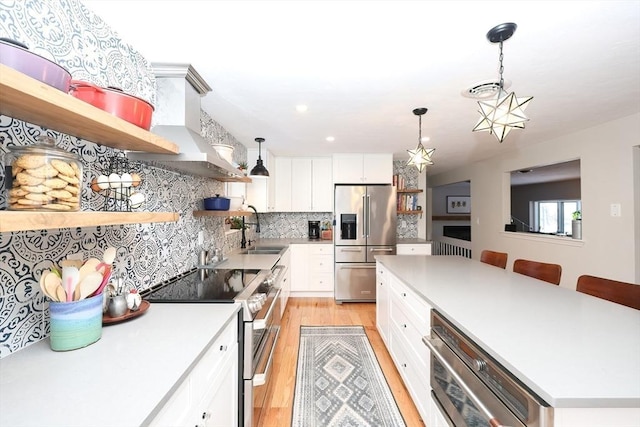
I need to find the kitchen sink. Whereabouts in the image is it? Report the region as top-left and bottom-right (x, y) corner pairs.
(241, 246), (287, 255)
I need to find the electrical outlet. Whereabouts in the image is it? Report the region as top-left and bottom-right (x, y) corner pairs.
(610, 203), (621, 217)
(401, 220), (407, 228)
(197, 231), (204, 245)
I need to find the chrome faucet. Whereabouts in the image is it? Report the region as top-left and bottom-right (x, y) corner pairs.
(241, 205), (261, 248)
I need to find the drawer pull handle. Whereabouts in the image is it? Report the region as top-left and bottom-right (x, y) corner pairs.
(402, 293), (407, 297)
(220, 345), (227, 351)
(402, 363), (407, 368)
(402, 324), (407, 329)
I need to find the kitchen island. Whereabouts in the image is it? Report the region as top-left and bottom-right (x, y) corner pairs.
(0, 303), (241, 427)
(376, 255), (640, 425)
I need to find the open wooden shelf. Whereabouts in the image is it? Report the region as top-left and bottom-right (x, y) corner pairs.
(396, 188), (423, 194)
(398, 210), (423, 215)
(193, 210), (253, 218)
(213, 176), (252, 183)
(0, 64), (178, 154)
(0, 211), (179, 233)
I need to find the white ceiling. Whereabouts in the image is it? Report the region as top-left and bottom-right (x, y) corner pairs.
(81, 1), (640, 176)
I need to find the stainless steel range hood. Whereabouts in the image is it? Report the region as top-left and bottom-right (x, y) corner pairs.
(127, 63), (244, 179)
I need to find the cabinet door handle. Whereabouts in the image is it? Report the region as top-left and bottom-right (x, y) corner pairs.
(220, 345), (227, 351)
(402, 292), (407, 297)
(402, 324), (407, 329)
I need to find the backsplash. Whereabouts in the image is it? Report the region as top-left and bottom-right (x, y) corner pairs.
(0, 0), (250, 357)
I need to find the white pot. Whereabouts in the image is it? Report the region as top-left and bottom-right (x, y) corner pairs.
(571, 220), (582, 240)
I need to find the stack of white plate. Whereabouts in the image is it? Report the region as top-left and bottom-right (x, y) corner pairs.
(213, 144), (234, 163)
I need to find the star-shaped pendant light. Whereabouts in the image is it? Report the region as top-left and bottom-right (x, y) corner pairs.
(407, 108), (435, 173)
(473, 23), (533, 143)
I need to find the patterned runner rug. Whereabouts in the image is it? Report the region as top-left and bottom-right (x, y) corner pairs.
(292, 326), (406, 427)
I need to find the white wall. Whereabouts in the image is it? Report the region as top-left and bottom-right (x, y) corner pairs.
(429, 113), (640, 289)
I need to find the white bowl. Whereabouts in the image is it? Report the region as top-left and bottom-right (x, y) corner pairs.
(213, 144), (234, 163)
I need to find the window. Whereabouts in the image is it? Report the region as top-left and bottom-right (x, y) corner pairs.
(533, 200), (580, 234)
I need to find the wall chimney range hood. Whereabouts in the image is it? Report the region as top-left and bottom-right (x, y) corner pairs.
(127, 63), (244, 179)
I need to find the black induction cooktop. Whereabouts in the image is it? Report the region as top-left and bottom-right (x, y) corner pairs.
(142, 268), (262, 303)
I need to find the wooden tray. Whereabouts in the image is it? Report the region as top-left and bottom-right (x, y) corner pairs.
(103, 300), (150, 325)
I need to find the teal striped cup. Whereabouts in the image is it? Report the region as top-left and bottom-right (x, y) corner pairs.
(49, 294), (103, 351)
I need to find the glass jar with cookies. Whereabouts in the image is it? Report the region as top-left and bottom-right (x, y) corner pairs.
(6, 135), (83, 212)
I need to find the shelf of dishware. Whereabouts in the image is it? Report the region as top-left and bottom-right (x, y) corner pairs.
(0, 211), (179, 233)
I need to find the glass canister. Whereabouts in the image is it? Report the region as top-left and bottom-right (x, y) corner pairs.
(6, 136), (83, 211)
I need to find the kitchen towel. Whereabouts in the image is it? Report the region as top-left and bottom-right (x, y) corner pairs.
(292, 325), (406, 427)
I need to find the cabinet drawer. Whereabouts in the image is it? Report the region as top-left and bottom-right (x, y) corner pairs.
(191, 318), (237, 396)
(309, 254), (333, 272)
(149, 376), (193, 426)
(309, 244), (332, 256)
(390, 276), (430, 333)
(390, 297), (429, 374)
(309, 272), (334, 291)
(390, 322), (430, 421)
(397, 244), (432, 255)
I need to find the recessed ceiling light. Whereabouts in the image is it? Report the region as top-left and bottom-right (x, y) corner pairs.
(325, 136), (335, 142)
(296, 104), (308, 112)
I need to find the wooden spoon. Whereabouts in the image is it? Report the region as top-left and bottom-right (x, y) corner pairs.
(79, 272), (103, 300)
(79, 258), (101, 283)
(44, 273), (62, 302)
(96, 247), (116, 273)
(55, 285), (66, 303)
(39, 270), (54, 299)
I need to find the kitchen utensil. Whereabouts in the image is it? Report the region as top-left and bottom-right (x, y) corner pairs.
(68, 80), (154, 130)
(95, 247), (116, 273)
(62, 267), (79, 302)
(79, 272), (104, 300)
(43, 272), (63, 302)
(39, 270), (54, 299)
(55, 285), (66, 303)
(107, 294), (128, 318)
(79, 258), (101, 283)
(204, 194), (230, 211)
(0, 38), (72, 91)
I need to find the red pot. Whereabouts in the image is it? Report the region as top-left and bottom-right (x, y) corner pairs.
(69, 80), (154, 130)
(0, 38), (72, 92)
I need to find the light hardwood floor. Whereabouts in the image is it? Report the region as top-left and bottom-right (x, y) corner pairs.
(259, 297), (425, 427)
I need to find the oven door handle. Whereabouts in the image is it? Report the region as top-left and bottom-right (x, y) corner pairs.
(253, 288), (281, 330)
(254, 327), (279, 386)
(423, 336), (509, 427)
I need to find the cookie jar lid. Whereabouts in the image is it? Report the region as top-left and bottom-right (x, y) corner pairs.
(8, 135), (80, 161)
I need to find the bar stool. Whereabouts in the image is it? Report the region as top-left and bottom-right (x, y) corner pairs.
(513, 259), (562, 285)
(480, 250), (508, 269)
(576, 275), (640, 310)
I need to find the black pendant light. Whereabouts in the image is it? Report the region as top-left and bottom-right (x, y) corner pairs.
(249, 137), (270, 177)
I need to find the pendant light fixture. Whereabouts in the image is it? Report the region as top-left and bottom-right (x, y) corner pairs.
(407, 107), (435, 173)
(249, 137), (269, 178)
(473, 23), (533, 143)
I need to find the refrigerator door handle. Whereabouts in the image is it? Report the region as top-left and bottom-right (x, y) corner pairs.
(339, 248), (363, 252)
(362, 194), (367, 238)
(366, 194), (371, 238)
(369, 248), (394, 252)
(337, 265), (376, 270)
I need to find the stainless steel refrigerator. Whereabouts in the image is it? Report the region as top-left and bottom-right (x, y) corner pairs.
(334, 184), (397, 302)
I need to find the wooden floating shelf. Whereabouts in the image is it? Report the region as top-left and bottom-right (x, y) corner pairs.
(0, 211), (179, 233)
(398, 210), (423, 215)
(193, 210), (254, 218)
(213, 176), (252, 183)
(432, 215), (471, 221)
(396, 189), (423, 194)
(0, 64), (178, 154)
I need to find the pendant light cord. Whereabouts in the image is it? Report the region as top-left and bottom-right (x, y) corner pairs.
(498, 41), (505, 89)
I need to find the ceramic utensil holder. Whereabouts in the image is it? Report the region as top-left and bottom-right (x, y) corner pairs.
(49, 294), (103, 351)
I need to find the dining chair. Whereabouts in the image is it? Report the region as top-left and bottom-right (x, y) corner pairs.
(480, 250), (508, 269)
(576, 275), (640, 310)
(513, 259), (562, 285)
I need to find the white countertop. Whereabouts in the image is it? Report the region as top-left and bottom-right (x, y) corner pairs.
(217, 253), (281, 270)
(376, 255), (640, 409)
(0, 303), (241, 427)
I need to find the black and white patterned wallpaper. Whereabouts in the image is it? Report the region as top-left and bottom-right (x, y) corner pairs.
(0, 0), (249, 357)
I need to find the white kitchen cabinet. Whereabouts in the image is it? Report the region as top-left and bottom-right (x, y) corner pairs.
(149, 316), (238, 427)
(397, 243), (432, 255)
(275, 157), (333, 212)
(332, 153), (392, 184)
(291, 158), (312, 211)
(388, 274), (431, 423)
(429, 394), (450, 427)
(376, 263), (391, 346)
(246, 148), (276, 212)
(279, 247), (292, 317)
(290, 244), (334, 296)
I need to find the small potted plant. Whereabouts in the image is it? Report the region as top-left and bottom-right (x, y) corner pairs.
(237, 161), (248, 175)
(571, 210), (582, 239)
(229, 216), (245, 230)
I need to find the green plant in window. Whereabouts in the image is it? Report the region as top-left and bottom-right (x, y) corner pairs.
(572, 210), (581, 220)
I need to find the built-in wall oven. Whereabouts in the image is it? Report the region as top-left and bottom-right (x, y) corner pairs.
(423, 310), (553, 427)
(143, 263), (285, 427)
